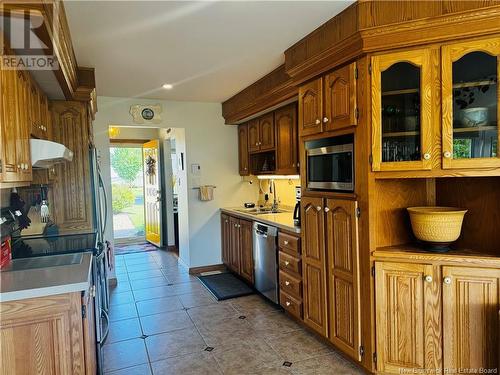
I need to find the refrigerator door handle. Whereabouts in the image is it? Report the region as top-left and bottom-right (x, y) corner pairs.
(98, 172), (108, 235)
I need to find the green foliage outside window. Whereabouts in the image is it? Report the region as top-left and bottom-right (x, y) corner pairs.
(112, 184), (135, 213)
(111, 148), (143, 185)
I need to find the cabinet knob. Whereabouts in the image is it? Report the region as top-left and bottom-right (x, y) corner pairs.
(284, 240), (289, 245)
(17, 164), (21, 169)
(225, 220), (228, 223)
(284, 261), (290, 266)
(423, 153), (431, 160)
(443, 276), (452, 285)
(285, 281), (290, 286)
(315, 119), (321, 125)
(443, 151), (452, 159)
(234, 224), (238, 227)
(424, 275), (433, 283)
(255, 143), (259, 146)
(324, 207), (330, 213)
(316, 206), (322, 211)
(244, 167), (247, 170)
(323, 117), (329, 123)
(285, 301), (291, 307)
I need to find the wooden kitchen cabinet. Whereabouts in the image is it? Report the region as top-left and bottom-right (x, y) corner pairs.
(442, 266), (499, 371)
(221, 214), (231, 265)
(279, 230), (303, 320)
(258, 113), (275, 151)
(222, 213), (254, 283)
(15, 70), (33, 182)
(324, 62), (357, 132)
(229, 216), (241, 273)
(325, 199), (361, 361)
(82, 285), (97, 375)
(299, 62), (358, 137)
(238, 124), (249, 175)
(299, 77), (323, 137)
(0, 62), (32, 185)
(275, 104), (298, 174)
(0, 291), (96, 375)
(375, 261), (500, 374)
(301, 196), (328, 336)
(248, 119), (260, 153)
(441, 37), (500, 170)
(51, 101), (94, 233)
(371, 48), (434, 172)
(248, 114), (275, 153)
(239, 219), (254, 283)
(375, 262), (441, 374)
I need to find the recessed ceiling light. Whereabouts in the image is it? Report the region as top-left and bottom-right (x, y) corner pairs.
(162, 83), (173, 90)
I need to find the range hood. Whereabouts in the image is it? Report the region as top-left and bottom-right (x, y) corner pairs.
(30, 139), (74, 168)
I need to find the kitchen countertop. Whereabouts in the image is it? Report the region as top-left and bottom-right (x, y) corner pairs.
(221, 207), (300, 234)
(0, 252), (93, 302)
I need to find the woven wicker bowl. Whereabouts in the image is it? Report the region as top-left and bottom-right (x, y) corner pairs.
(407, 207), (468, 245)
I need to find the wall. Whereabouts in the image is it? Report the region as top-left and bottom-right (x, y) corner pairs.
(256, 179), (300, 208)
(93, 96), (256, 268)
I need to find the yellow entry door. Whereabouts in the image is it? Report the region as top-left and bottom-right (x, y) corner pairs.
(143, 140), (162, 247)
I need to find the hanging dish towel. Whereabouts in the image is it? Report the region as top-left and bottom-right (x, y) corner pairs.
(199, 186), (214, 201)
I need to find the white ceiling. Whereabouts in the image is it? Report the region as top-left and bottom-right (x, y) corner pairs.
(65, 1), (353, 103)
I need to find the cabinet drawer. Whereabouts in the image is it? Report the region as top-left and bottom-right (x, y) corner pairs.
(280, 290), (302, 320)
(278, 251), (301, 276)
(279, 270), (302, 299)
(278, 232), (300, 255)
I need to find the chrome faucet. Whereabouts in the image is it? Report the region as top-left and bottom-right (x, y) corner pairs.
(270, 179), (278, 212)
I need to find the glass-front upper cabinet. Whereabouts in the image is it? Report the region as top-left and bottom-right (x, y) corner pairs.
(442, 37), (500, 169)
(371, 48), (433, 171)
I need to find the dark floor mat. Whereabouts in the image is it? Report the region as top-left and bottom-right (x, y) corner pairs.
(197, 272), (254, 301)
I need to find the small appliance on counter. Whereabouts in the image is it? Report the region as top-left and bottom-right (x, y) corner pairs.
(293, 186), (301, 226)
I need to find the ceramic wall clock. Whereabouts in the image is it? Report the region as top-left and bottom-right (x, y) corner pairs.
(130, 104), (162, 124)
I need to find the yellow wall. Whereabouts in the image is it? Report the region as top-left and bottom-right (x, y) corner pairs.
(256, 179), (300, 208)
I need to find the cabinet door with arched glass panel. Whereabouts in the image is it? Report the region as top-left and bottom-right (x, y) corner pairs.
(371, 49), (433, 171)
(442, 37), (500, 169)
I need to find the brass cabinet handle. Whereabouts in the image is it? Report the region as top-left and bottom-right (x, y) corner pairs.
(443, 151), (452, 159)
(423, 153), (431, 160)
(424, 275), (433, 283)
(284, 240), (289, 245)
(285, 281), (290, 286)
(443, 276), (452, 285)
(316, 206), (322, 211)
(324, 207), (330, 213)
(284, 261), (290, 266)
(285, 301), (291, 307)
(315, 119), (321, 125)
(323, 117), (329, 123)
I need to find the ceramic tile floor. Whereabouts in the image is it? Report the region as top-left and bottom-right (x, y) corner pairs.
(106, 249), (365, 374)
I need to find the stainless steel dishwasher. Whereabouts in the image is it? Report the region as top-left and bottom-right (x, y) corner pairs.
(252, 221), (279, 304)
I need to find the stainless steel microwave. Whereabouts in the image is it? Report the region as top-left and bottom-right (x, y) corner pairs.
(306, 143), (354, 191)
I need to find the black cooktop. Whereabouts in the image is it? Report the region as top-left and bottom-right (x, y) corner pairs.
(11, 232), (98, 259)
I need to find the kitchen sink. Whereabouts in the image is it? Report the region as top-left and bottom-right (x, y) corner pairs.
(234, 208), (288, 215)
(6, 253), (83, 272)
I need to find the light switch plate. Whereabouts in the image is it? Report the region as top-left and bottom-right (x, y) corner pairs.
(191, 164), (201, 175)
